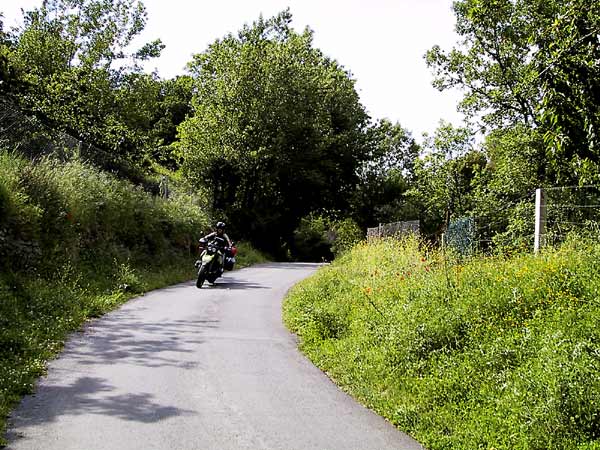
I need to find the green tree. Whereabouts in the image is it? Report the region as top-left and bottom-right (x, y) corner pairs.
(409, 122), (485, 236)
(470, 125), (544, 250)
(148, 75), (194, 168)
(15, 0), (153, 72)
(426, 0), (600, 185)
(8, 0), (165, 163)
(178, 10), (369, 254)
(291, 213), (362, 261)
(426, 0), (540, 129)
(0, 15), (22, 97)
(351, 119), (421, 227)
(0, 14), (9, 85)
(535, 0), (600, 183)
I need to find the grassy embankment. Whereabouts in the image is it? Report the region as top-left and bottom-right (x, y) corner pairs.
(284, 237), (600, 450)
(0, 150), (267, 444)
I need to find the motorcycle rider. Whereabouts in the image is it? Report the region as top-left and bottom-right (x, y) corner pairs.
(201, 221), (232, 270)
(203, 221), (232, 246)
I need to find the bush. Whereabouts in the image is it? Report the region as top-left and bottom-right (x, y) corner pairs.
(233, 241), (270, 268)
(292, 214), (334, 261)
(292, 214), (363, 261)
(0, 152), (210, 271)
(330, 218), (363, 257)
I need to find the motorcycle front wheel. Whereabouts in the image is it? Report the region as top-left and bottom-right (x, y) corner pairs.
(196, 265), (208, 288)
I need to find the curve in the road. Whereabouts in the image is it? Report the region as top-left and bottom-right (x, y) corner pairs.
(5, 263), (423, 450)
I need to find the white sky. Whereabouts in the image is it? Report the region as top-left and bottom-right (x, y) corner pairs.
(2, 0), (465, 140)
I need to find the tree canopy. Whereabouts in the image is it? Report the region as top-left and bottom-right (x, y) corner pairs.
(3, 0), (177, 165)
(177, 10), (369, 254)
(426, 0), (600, 185)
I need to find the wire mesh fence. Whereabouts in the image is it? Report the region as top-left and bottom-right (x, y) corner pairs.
(369, 185), (600, 255)
(367, 220), (420, 240)
(544, 185), (600, 245)
(444, 217), (476, 255)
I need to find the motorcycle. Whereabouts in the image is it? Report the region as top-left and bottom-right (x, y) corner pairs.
(195, 236), (237, 288)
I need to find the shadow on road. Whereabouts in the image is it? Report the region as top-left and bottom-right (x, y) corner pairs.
(205, 279), (269, 290)
(154, 263), (321, 293)
(6, 376), (195, 442)
(160, 277), (269, 292)
(251, 262), (325, 270)
(64, 317), (210, 370)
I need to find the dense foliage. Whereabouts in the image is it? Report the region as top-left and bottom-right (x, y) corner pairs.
(2, 0), (599, 251)
(2, 0), (187, 174)
(350, 119), (421, 228)
(427, 0), (600, 185)
(284, 238), (600, 450)
(292, 213), (363, 261)
(0, 152), (209, 275)
(178, 11), (369, 255)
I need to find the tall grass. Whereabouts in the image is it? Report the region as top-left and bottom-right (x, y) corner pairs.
(284, 237), (600, 450)
(0, 152), (210, 272)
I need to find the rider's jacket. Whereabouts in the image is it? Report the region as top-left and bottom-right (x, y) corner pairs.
(203, 231), (232, 248)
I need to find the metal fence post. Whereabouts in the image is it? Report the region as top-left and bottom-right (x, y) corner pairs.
(534, 188), (546, 254)
(159, 176), (170, 199)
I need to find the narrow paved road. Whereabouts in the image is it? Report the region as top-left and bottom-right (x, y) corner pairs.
(5, 263), (423, 450)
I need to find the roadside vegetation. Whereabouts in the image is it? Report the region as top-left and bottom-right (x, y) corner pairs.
(284, 237), (600, 450)
(233, 241), (271, 268)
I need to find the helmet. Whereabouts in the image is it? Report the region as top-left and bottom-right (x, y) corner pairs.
(216, 221), (226, 230)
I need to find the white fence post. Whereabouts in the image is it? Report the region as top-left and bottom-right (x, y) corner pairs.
(534, 188), (546, 254)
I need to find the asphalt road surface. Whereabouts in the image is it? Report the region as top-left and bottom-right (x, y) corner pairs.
(5, 263), (423, 450)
